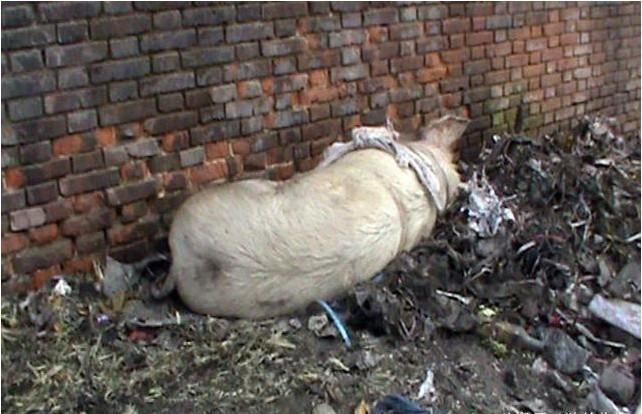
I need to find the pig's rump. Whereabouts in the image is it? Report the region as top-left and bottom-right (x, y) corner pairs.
(169, 148), (437, 318)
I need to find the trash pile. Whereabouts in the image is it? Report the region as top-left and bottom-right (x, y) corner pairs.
(1, 116), (640, 413)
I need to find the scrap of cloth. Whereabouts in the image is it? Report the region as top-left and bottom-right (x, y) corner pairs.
(319, 120), (450, 213)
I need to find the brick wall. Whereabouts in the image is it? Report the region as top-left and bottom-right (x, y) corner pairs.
(1, 2), (640, 291)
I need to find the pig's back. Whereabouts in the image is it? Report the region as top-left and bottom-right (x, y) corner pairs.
(170, 148), (431, 316)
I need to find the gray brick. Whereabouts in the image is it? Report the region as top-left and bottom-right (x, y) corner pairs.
(158, 93), (184, 113)
(238, 80), (263, 98)
(210, 84), (238, 103)
(134, 2), (189, 11)
(417, 36), (447, 53)
(20, 141), (52, 165)
(225, 101), (253, 119)
(238, 3), (261, 21)
(90, 57), (150, 83)
(59, 168), (120, 196)
(26, 181), (58, 205)
(262, 2), (308, 19)
(148, 153), (180, 173)
(195, 67), (222, 86)
(1, 25), (55, 50)
(10, 206), (46, 231)
(261, 38), (304, 57)
(99, 99), (156, 126)
(12, 116), (67, 143)
(109, 81), (138, 102)
(190, 120), (240, 144)
(199, 105), (225, 123)
(331, 2), (366, 12)
(241, 116), (263, 135)
(38, 2), (101, 21)
(400, 7), (417, 22)
(179, 147), (205, 167)
(224, 60), (271, 82)
(306, 16), (341, 32)
(181, 46), (234, 68)
(140, 29), (196, 52)
(58, 67), (89, 89)
(297, 49), (340, 70)
(72, 150), (103, 173)
(90, 14), (151, 39)
(44, 87), (107, 114)
(103, 2), (133, 15)
(57, 21), (88, 44)
(342, 13), (362, 28)
(77, 232), (106, 254)
(143, 112), (198, 135)
(269, 110), (309, 128)
(0, 149), (18, 173)
(109, 36), (139, 59)
(331, 63), (369, 82)
(341, 47), (361, 65)
(140, 72), (195, 96)
(198, 27), (224, 45)
(105, 178), (159, 206)
(364, 8), (398, 26)
(185, 88), (212, 108)
(153, 10), (181, 29)
(68, 109), (98, 133)
(331, 98), (360, 117)
(236, 42), (260, 60)
(274, 57), (297, 75)
(1, 5), (36, 28)
(103, 146), (128, 166)
(310, 2), (331, 14)
(14, 239), (73, 274)
(125, 139), (160, 158)
(1, 190), (26, 213)
(417, 5), (447, 20)
(226, 22), (274, 43)
(22, 159), (70, 184)
(273, 74), (309, 93)
(7, 97), (42, 121)
(152, 52), (180, 73)
(9, 50), (43, 72)
(2, 71), (56, 99)
(182, 6), (236, 26)
(45, 42), (108, 67)
(275, 19), (297, 37)
(328, 30), (366, 48)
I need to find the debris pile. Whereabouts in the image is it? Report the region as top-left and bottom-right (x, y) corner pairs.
(2, 116), (640, 413)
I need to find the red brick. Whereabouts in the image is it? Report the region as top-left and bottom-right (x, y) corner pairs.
(4, 168), (26, 189)
(28, 223), (58, 245)
(508, 27), (531, 40)
(441, 48), (468, 63)
(73, 191), (105, 213)
(232, 139), (251, 156)
(416, 67), (448, 83)
(190, 161), (228, 184)
(544, 22), (564, 36)
(163, 171), (188, 191)
(32, 265), (62, 290)
(466, 31), (493, 46)
(542, 47), (563, 62)
(160, 131), (189, 152)
(205, 141), (231, 160)
(506, 54), (529, 68)
(120, 161), (147, 181)
(269, 163), (295, 181)
(523, 64), (545, 78)
(53, 134), (92, 155)
(486, 42), (512, 57)
(2, 233), (29, 255)
(62, 256), (94, 275)
(96, 127), (117, 147)
(443, 17), (470, 34)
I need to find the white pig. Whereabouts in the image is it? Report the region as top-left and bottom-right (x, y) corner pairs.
(155, 115), (469, 319)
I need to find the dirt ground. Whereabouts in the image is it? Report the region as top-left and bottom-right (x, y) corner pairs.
(2, 117), (640, 413)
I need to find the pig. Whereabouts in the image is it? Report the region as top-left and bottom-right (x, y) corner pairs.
(154, 115), (469, 319)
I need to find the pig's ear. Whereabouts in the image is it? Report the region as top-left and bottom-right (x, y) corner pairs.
(419, 114), (470, 151)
